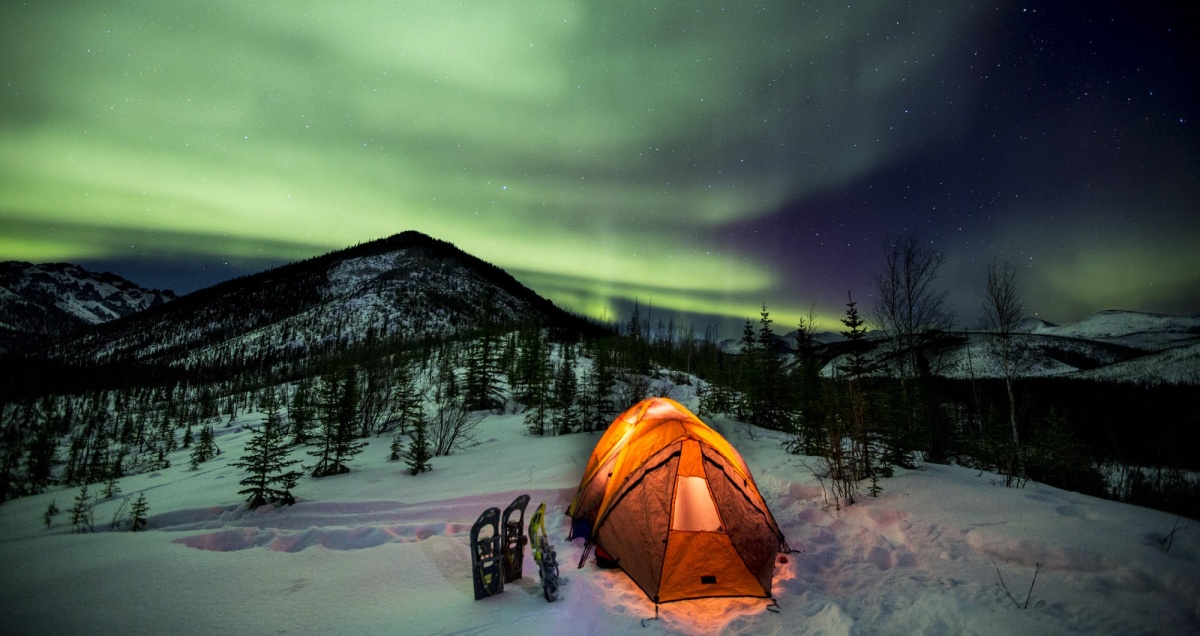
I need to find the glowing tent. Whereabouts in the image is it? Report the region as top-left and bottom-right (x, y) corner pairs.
(567, 398), (788, 604)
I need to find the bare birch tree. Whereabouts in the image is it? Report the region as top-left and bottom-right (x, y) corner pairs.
(870, 235), (954, 383)
(982, 256), (1026, 484)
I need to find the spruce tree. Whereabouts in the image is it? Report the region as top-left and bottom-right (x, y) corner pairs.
(405, 414), (432, 475)
(736, 318), (760, 420)
(289, 378), (315, 446)
(833, 291), (880, 500)
(578, 346), (615, 433)
(522, 339), (553, 436)
(622, 300), (651, 375)
(513, 326), (547, 402)
(390, 358), (424, 437)
(25, 423), (59, 494)
(588, 341), (616, 429)
(463, 288), (505, 412)
(233, 390), (302, 507)
(839, 292), (870, 379)
(102, 473), (121, 499)
(752, 304), (789, 430)
(129, 492), (150, 531)
(43, 500), (59, 528)
(389, 434), (405, 461)
(85, 424), (112, 485)
(69, 485), (94, 533)
(551, 345), (579, 435)
(154, 446), (170, 470)
(189, 426), (218, 470)
(788, 309), (826, 455)
(309, 369), (367, 477)
(464, 332), (505, 412)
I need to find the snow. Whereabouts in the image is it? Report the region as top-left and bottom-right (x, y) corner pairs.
(1, 391), (1197, 635)
(1030, 311), (1200, 352)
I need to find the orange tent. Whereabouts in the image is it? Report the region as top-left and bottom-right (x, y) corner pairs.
(567, 398), (788, 604)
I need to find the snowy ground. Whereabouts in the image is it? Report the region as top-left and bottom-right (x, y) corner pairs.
(1, 393), (1197, 635)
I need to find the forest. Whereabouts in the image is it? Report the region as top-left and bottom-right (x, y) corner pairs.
(1, 236), (1197, 523)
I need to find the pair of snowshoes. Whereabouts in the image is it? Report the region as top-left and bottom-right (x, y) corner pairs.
(470, 495), (559, 602)
(471, 494), (529, 600)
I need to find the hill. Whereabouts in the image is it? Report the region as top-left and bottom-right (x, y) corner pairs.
(810, 311), (1200, 385)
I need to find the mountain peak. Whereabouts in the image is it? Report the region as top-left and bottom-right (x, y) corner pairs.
(44, 232), (592, 369)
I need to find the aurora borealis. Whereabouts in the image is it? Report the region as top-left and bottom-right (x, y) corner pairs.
(2, 2), (1196, 334)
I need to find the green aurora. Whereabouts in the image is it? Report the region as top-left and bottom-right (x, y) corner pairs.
(2, 2), (1196, 332)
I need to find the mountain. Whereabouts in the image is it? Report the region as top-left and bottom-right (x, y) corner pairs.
(42, 231), (592, 371)
(0, 261), (177, 352)
(810, 311), (1200, 385)
(1027, 309), (1200, 351)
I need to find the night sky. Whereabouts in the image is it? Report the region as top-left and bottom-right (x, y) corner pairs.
(2, 2), (1196, 335)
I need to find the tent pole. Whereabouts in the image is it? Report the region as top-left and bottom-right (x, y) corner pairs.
(577, 541), (594, 569)
(640, 605), (660, 627)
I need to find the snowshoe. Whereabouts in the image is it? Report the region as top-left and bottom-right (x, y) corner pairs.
(528, 502), (560, 602)
(471, 507), (503, 600)
(528, 502), (547, 564)
(501, 494), (530, 583)
(538, 535), (560, 602)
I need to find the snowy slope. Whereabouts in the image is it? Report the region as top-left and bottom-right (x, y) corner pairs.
(47, 232), (588, 369)
(1072, 340), (1200, 385)
(1, 388), (1196, 635)
(0, 261), (176, 350)
(1031, 310), (1200, 351)
(813, 311), (1200, 385)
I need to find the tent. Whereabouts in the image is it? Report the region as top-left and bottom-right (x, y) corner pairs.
(567, 398), (788, 604)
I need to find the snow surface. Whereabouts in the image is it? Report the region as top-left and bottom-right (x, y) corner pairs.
(1, 388), (1197, 635)
(1031, 311), (1200, 351)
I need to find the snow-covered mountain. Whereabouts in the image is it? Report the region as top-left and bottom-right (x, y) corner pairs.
(948, 312), (1199, 384)
(1028, 309), (1200, 351)
(806, 311), (1200, 385)
(0, 261), (177, 351)
(45, 231), (591, 369)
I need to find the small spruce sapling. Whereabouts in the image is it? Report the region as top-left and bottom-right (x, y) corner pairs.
(189, 426), (218, 470)
(868, 471), (883, 498)
(406, 416), (432, 476)
(102, 473), (121, 499)
(43, 500), (59, 528)
(69, 485), (94, 533)
(389, 434), (404, 461)
(129, 492), (150, 531)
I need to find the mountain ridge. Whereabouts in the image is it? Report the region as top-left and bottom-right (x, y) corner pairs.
(5, 234), (1197, 386)
(805, 310), (1200, 385)
(0, 261), (177, 352)
(34, 231), (593, 372)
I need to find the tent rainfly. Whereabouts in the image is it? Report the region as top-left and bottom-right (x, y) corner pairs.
(567, 398), (788, 604)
